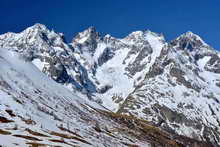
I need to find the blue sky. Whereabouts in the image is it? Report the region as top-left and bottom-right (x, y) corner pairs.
(1, 0), (220, 49)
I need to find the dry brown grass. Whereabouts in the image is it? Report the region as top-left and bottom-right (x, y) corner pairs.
(99, 111), (182, 147)
(26, 142), (50, 147)
(0, 116), (14, 123)
(13, 134), (42, 141)
(70, 136), (92, 145)
(58, 126), (83, 138)
(121, 142), (140, 147)
(49, 139), (76, 147)
(25, 128), (50, 137)
(0, 129), (12, 135)
(49, 131), (73, 139)
(105, 132), (117, 138)
(19, 116), (36, 125)
(48, 131), (92, 145)
(49, 139), (66, 143)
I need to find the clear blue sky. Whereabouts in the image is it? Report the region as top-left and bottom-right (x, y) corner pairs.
(1, 0), (220, 49)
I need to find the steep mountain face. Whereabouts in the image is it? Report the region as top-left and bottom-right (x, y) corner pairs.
(118, 32), (220, 145)
(0, 24), (220, 146)
(0, 48), (161, 147)
(0, 48), (209, 147)
(0, 24), (96, 94)
(72, 29), (166, 110)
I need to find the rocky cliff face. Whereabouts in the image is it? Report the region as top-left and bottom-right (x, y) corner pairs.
(0, 24), (96, 94)
(118, 32), (220, 145)
(70, 29), (166, 110)
(0, 24), (220, 146)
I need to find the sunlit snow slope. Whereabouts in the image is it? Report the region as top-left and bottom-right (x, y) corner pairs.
(0, 48), (151, 147)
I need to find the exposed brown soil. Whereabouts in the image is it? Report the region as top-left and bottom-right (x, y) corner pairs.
(58, 126), (83, 138)
(25, 128), (50, 137)
(13, 134), (42, 141)
(0, 116), (14, 123)
(0, 129), (12, 135)
(48, 131), (92, 145)
(26, 142), (50, 147)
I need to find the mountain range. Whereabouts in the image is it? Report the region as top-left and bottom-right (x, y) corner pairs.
(0, 23), (219, 146)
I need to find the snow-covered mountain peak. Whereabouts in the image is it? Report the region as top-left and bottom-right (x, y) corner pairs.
(184, 31), (197, 36)
(182, 31), (207, 44)
(170, 31), (209, 53)
(0, 23), (68, 52)
(24, 23), (67, 46)
(72, 26), (100, 44)
(103, 34), (114, 41)
(0, 24), (77, 87)
(25, 23), (48, 32)
(122, 30), (165, 46)
(72, 26), (100, 55)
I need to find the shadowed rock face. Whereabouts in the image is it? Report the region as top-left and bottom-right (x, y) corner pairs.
(0, 24), (97, 93)
(72, 26), (100, 55)
(0, 24), (220, 146)
(97, 47), (115, 66)
(170, 31), (206, 51)
(125, 43), (153, 76)
(205, 54), (220, 73)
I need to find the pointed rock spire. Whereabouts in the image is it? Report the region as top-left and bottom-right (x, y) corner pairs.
(72, 26), (100, 44)
(72, 26), (100, 54)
